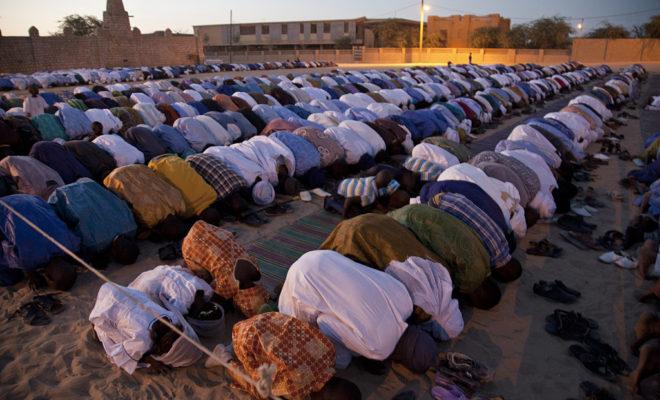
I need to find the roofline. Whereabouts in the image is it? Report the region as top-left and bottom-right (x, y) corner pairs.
(193, 16), (417, 29)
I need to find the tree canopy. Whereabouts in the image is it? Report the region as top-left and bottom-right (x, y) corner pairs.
(587, 22), (630, 39)
(372, 19), (415, 47)
(635, 15), (660, 38)
(470, 26), (506, 48)
(56, 15), (102, 36)
(504, 17), (573, 49)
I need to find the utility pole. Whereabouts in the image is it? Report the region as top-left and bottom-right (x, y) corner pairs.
(229, 9), (233, 64)
(419, 0), (430, 51)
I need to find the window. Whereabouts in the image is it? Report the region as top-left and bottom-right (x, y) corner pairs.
(300, 23), (305, 34)
(311, 24), (317, 34)
(344, 22), (349, 33)
(239, 25), (255, 35)
(281, 24), (288, 34)
(261, 25), (269, 35)
(323, 23), (331, 33)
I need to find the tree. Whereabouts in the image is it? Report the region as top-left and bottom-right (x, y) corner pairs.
(334, 36), (353, 49)
(506, 17), (572, 49)
(587, 22), (630, 39)
(470, 26), (506, 48)
(642, 15), (660, 38)
(527, 17), (573, 48)
(373, 19), (415, 47)
(55, 15), (102, 36)
(507, 24), (532, 48)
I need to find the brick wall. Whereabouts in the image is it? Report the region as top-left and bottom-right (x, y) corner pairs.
(0, 33), (200, 74)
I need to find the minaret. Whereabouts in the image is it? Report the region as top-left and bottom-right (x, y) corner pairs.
(102, 0), (131, 34)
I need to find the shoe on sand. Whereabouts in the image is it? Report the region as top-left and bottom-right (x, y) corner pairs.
(311, 188), (331, 198)
(599, 251), (636, 269)
(299, 191), (312, 202)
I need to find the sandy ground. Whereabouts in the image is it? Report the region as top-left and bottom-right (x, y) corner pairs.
(0, 71), (658, 400)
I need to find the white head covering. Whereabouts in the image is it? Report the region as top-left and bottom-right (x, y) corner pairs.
(252, 181), (275, 205)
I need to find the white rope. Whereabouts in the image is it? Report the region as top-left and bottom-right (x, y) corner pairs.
(0, 199), (282, 400)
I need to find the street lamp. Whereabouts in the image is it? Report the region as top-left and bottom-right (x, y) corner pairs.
(419, 1), (430, 51)
(576, 18), (584, 36)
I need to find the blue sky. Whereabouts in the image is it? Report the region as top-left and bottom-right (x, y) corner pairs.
(0, 0), (658, 36)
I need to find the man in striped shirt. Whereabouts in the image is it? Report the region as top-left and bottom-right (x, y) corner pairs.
(403, 157), (444, 182)
(334, 170), (409, 219)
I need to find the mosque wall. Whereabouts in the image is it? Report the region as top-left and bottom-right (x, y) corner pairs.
(0, 30), (199, 74)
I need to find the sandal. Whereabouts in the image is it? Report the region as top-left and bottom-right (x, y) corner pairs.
(242, 213), (266, 227)
(443, 353), (491, 383)
(13, 302), (51, 326)
(569, 345), (616, 381)
(583, 337), (630, 376)
(33, 294), (65, 315)
(560, 231), (602, 251)
(596, 230), (625, 251)
(557, 215), (596, 234)
(533, 281), (578, 304)
(554, 281), (581, 298)
(545, 310), (598, 341)
(526, 239), (562, 258)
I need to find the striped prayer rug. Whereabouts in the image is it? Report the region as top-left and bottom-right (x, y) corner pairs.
(248, 211), (341, 293)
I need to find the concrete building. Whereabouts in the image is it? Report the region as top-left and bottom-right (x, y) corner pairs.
(194, 17), (419, 54)
(0, 0), (199, 73)
(427, 14), (511, 48)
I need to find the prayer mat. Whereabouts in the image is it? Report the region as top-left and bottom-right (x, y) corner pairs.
(247, 211), (341, 292)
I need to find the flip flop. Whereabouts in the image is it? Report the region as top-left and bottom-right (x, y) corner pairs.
(561, 231), (602, 251)
(557, 215), (596, 234)
(554, 280), (581, 298)
(526, 239), (562, 258)
(569, 345), (616, 381)
(310, 188), (332, 198)
(583, 337), (630, 376)
(560, 231), (589, 250)
(443, 353), (491, 383)
(33, 294), (65, 315)
(299, 191), (312, 202)
(534, 281), (578, 304)
(14, 302), (51, 326)
(597, 230), (625, 251)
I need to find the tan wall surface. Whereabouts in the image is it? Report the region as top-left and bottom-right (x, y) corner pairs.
(0, 33), (199, 74)
(571, 39), (660, 63)
(204, 47), (567, 66)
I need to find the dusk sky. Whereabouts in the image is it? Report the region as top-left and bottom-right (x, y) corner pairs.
(1, 0), (658, 36)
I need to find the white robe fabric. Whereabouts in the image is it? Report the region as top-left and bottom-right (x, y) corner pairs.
(339, 120), (386, 156)
(92, 134), (144, 167)
(89, 283), (182, 374)
(231, 136), (295, 185)
(196, 115), (233, 146)
(133, 103), (166, 127)
(85, 109), (123, 134)
(385, 257), (463, 339)
(507, 125), (562, 169)
(128, 265), (214, 316)
(367, 102), (403, 118)
(173, 117), (220, 152)
(278, 250), (413, 364)
(411, 143), (460, 169)
(203, 146), (265, 186)
(569, 95), (612, 121)
(325, 126), (373, 165)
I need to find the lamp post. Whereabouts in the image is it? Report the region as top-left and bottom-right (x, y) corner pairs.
(576, 18), (584, 37)
(419, 1), (430, 51)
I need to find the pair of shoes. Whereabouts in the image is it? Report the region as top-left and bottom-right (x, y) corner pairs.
(545, 309), (599, 342)
(10, 294), (65, 326)
(598, 251), (636, 269)
(533, 280), (581, 304)
(526, 239), (563, 258)
(560, 231), (602, 251)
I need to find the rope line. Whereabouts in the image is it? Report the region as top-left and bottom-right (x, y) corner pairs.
(0, 199), (282, 400)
